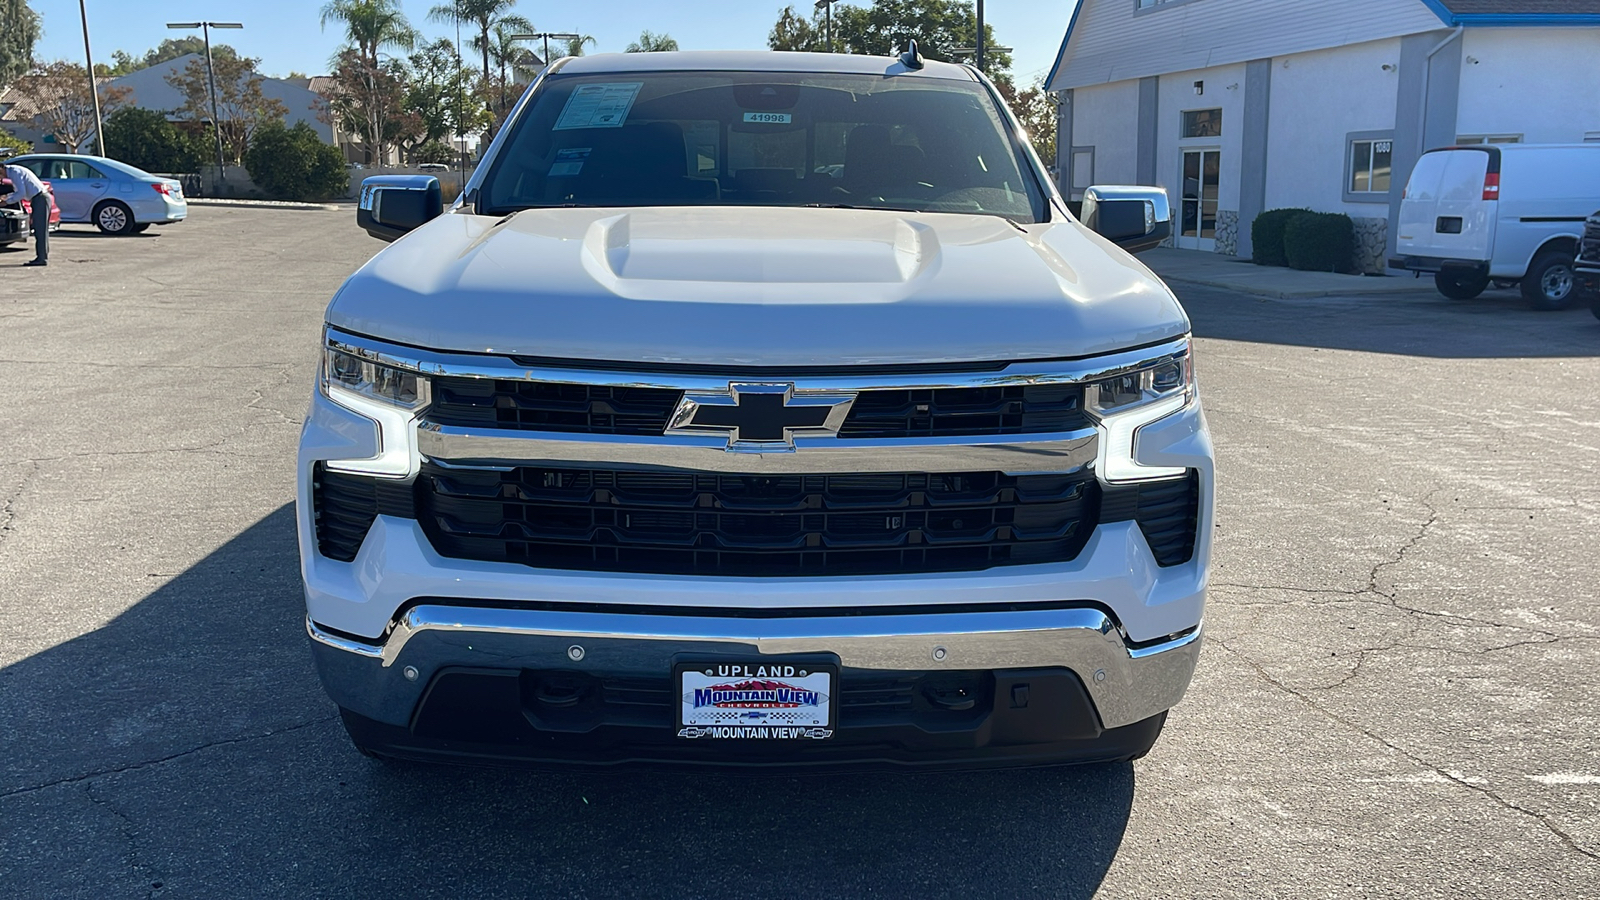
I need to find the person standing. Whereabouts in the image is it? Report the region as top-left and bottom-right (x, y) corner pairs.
(1, 162), (49, 266)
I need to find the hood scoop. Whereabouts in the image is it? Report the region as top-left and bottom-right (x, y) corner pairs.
(577, 209), (939, 304)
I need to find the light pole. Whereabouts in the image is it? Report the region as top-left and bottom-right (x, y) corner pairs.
(167, 21), (242, 181)
(814, 0), (839, 52)
(510, 33), (581, 69)
(78, 0), (105, 155)
(974, 0), (986, 72)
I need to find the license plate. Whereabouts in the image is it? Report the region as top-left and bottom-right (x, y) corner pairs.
(676, 662), (836, 740)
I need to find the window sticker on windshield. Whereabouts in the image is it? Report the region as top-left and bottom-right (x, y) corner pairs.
(742, 112), (792, 125)
(554, 83), (643, 130)
(549, 147), (590, 176)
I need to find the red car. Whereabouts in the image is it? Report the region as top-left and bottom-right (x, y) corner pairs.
(21, 181), (63, 231)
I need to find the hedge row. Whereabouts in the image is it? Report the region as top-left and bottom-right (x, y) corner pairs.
(1251, 208), (1355, 273)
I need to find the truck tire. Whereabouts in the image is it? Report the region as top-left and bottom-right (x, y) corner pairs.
(1591, 295), (1600, 322)
(1522, 251), (1577, 310)
(1435, 271), (1489, 300)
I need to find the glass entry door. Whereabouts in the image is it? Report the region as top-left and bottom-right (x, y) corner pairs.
(1179, 148), (1220, 251)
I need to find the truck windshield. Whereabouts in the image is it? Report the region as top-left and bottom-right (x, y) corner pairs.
(479, 70), (1047, 223)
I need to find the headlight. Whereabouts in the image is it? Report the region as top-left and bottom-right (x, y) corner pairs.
(1086, 346), (1193, 482)
(320, 344), (430, 477)
(323, 347), (429, 409)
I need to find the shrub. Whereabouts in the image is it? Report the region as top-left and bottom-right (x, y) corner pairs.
(1250, 208), (1310, 267)
(102, 107), (204, 173)
(0, 127), (30, 156)
(244, 121), (348, 201)
(1283, 212), (1355, 272)
(410, 139), (455, 165)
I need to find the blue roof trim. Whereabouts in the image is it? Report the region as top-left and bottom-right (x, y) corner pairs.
(1044, 0), (1087, 91)
(1417, 0), (1456, 24)
(1418, 0), (1600, 26)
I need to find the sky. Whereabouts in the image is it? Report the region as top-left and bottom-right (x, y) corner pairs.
(28, 0), (1076, 87)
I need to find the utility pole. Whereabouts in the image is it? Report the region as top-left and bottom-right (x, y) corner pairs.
(814, 0), (839, 52)
(78, 0), (104, 155)
(168, 22), (243, 181)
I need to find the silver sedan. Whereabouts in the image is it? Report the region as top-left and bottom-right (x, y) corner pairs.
(7, 153), (188, 235)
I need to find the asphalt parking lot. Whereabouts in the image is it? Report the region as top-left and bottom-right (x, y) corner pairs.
(2, 209), (1598, 899)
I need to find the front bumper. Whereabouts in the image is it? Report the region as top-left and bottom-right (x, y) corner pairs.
(309, 603), (1200, 768)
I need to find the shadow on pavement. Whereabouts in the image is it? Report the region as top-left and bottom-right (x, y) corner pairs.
(0, 505), (1133, 898)
(1179, 282), (1600, 359)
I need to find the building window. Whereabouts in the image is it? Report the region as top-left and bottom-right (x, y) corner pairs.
(1069, 146), (1095, 200)
(1350, 139), (1392, 193)
(1343, 130), (1394, 203)
(1181, 108), (1222, 139)
(1456, 134), (1522, 144)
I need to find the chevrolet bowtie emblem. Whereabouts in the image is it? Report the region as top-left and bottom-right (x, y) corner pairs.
(666, 383), (856, 451)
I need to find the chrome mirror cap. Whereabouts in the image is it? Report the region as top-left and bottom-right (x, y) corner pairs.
(1080, 185), (1172, 254)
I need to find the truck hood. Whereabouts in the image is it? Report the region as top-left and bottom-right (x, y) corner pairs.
(328, 206), (1188, 367)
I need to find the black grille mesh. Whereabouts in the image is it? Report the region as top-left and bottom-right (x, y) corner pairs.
(1101, 472), (1200, 567)
(426, 378), (1089, 440)
(312, 466), (379, 562)
(417, 463), (1098, 577)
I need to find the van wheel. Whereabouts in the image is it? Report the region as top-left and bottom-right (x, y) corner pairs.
(1522, 252), (1577, 310)
(1591, 296), (1600, 322)
(1435, 271), (1488, 300)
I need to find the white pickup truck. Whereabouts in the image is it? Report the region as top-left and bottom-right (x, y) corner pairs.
(299, 49), (1214, 769)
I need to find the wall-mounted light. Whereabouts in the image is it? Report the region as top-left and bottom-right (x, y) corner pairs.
(1381, 63), (1395, 71)
(1193, 80), (1204, 95)
(1466, 55), (1480, 64)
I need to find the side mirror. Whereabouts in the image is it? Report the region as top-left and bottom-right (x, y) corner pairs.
(357, 175), (442, 242)
(1080, 185), (1172, 254)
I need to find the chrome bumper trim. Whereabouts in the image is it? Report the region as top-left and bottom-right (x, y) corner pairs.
(307, 607), (1202, 730)
(416, 425), (1098, 474)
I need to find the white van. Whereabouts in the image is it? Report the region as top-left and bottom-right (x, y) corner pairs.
(1390, 144), (1600, 309)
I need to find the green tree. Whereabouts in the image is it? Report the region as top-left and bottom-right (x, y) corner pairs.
(0, 0), (42, 89)
(8, 60), (131, 153)
(102, 107), (205, 172)
(140, 37), (238, 69)
(320, 0), (416, 69)
(0, 127), (30, 155)
(410, 138), (455, 164)
(560, 35), (596, 58)
(403, 39), (485, 149)
(626, 30), (679, 53)
(429, 0), (529, 87)
(1009, 78), (1057, 164)
(167, 55), (290, 164)
(480, 22), (537, 121)
(770, 1), (1011, 79)
(245, 120), (349, 200)
(328, 48), (412, 165)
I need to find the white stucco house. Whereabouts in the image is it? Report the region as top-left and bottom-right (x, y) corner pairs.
(1046, 0), (1600, 269)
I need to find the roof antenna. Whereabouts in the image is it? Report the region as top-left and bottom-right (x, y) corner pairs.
(899, 39), (924, 70)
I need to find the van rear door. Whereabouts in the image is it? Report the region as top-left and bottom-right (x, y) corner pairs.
(1396, 147), (1497, 264)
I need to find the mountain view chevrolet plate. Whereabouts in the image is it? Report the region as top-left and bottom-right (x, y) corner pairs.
(676, 663), (836, 740)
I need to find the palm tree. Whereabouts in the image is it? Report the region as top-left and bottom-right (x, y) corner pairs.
(430, 0), (529, 87)
(319, 0), (416, 69)
(561, 35), (597, 58)
(480, 22), (537, 120)
(626, 30), (679, 53)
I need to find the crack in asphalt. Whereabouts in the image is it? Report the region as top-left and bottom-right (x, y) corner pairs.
(0, 716), (337, 801)
(245, 365), (305, 427)
(83, 778), (157, 895)
(0, 459), (39, 556)
(1212, 637), (1600, 865)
